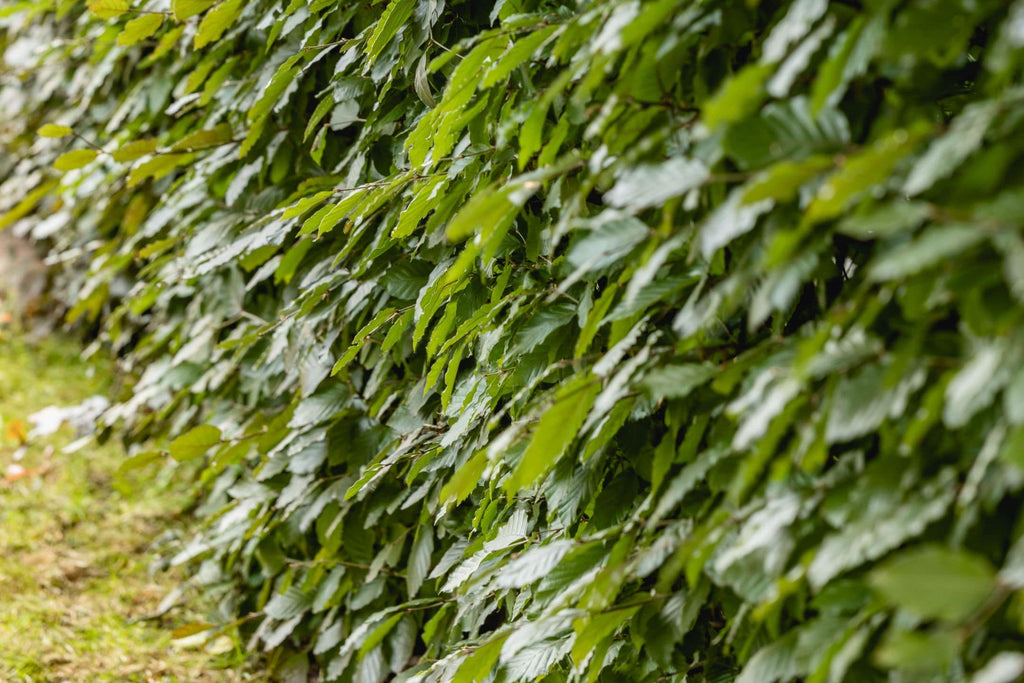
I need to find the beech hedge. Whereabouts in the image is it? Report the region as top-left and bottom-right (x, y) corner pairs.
(4, 0), (1024, 680)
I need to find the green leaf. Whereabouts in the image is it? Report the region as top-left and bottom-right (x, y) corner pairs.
(53, 149), (98, 171)
(452, 636), (505, 683)
(742, 155), (833, 204)
(873, 628), (959, 672)
(761, 0), (828, 63)
(365, 0), (416, 64)
(169, 123), (234, 152)
(246, 57), (301, 124)
(506, 376), (601, 493)
(118, 450), (164, 473)
(274, 239), (313, 286)
(1004, 367), (1024, 426)
(426, 302), (459, 359)
(805, 126), (924, 224)
(480, 26), (557, 89)
(444, 186), (515, 243)
(388, 617), (417, 672)
(604, 158), (708, 212)
(127, 153), (195, 186)
(513, 303), (575, 355)
(904, 100), (999, 196)
(441, 451), (487, 506)
(724, 98), (850, 170)
(358, 613), (404, 657)
(406, 526), (434, 598)
(264, 586), (312, 620)
(825, 364), (896, 443)
(194, 0), (243, 49)
(571, 607), (638, 672)
(868, 225), (985, 282)
(869, 545), (994, 622)
(699, 188), (773, 259)
(492, 540), (573, 589)
(332, 308), (397, 375)
(640, 363), (716, 401)
(413, 53), (436, 108)
(813, 13), (883, 114)
(116, 13), (164, 46)
(972, 653), (1024, 683)
(289, 386), (347, 428)
(566, 216), (648, 274)
(808, 471), (957, 589)
(146, 24), (183, 61)
(835, 201), (930, 239)
(701, 63), (773, 130)
(167, 425), (222, 462)
(944, 342), (1009, 429)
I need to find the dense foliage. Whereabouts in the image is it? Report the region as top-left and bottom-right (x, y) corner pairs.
(4, 0), (1024, 680)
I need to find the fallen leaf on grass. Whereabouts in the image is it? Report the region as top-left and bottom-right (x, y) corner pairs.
(3, 462), (51, 485)
(4, 418), (28, 444)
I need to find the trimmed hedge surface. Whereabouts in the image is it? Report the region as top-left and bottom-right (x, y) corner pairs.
(4, 0), (1024, 680)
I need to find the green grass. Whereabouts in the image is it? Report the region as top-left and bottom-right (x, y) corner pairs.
(0, 332), (267, 682)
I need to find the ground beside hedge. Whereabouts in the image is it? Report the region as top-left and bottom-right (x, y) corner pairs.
(0, 332), (262, 682)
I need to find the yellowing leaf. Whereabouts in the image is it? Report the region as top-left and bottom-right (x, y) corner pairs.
(184, 58), (218, 94)
(112, 138), (158, 163)
(167, 424), (222, 462)
(37, 124), (72, 138)
(171, 0), (215, 21)
(116, 13), (164, 46)
(194, 0), (243, 49)
(53, 149), (98, 171)
(170, 123), (234, 152)
(0, 181), (56, 232)
(87, 0), (130, 19)
(171, 622), (215, 639)
(4, 418), (28, 444)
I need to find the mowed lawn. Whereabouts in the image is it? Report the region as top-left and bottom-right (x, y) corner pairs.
(0, 332), (264, 682)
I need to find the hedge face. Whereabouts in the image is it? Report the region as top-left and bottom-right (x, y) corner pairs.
(4, 0), (1024, 680)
